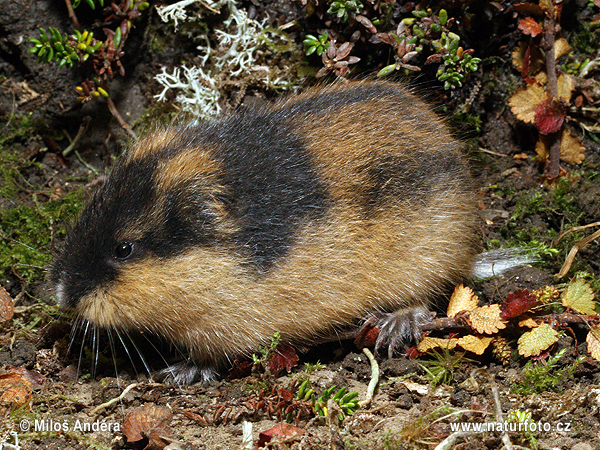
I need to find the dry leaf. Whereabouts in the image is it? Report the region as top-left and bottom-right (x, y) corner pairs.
(557, 73), (574, 102)
(123, 405), (173, 444)
(511, 42), (527, 72)
(417, 336), (458, 353)
(509, 83), (547, 123)
(447, 284), (479, 317)
(561, 276), (597, 315)
(457, 335), (493, 355)
(554, 37), (572, 60)
(0, 287), (14, 322)
(518, 316), (539, 328)
(535, 129), (586, 165)
(257, 423), (304, 448)
(586, 326), (600, 360)
(559, 129), (586, 165)
(0, 373), (32, 411)
(468, 304), (507, 335)
(518, 17), (543, 37)
(517, 323), (559, 357)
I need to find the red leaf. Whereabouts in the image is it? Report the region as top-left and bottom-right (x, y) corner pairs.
(514, 2), (545, 15)
(500, 289), (541, 319)
(534, 99), (566, 135)
(256, 423), (304, 449)
(228, 355), (253, 380)
(268, 344), (299, 375)
(406, 346), (422, 360)
(518, 17), (543, 37)
(354, 322), (380, 348)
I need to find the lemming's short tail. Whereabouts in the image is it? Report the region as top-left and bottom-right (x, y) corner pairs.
(471, 249), (538, 279)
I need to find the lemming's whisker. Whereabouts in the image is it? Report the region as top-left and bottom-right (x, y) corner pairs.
(122, 330), (153, 380)
(113, 328), (140, 379)
(76, 319), (91, 381)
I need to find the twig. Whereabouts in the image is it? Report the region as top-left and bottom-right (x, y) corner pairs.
(358, 347), (379, 408)
(106, 96), (137, 140)
(553, 221), (600, 246)
(63, 116), (91, 156)
(64, 0), (81, 31)
(90, 382), (140, 415)
(556, 228), (600, 278)
(542, 1), (562, 179)
(489, 374), (514, 450)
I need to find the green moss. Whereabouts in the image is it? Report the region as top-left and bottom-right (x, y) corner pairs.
(0, 119), (85, 285)
(0, 191), (84, 284)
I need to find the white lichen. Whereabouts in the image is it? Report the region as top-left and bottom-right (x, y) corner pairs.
(154, 65), (221, 119)
(154, 0), (276, 118)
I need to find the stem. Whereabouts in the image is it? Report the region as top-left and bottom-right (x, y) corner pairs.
(543, 1), (561, 179)
(64, 0), (81, 31)
(106, 96), (137, 140)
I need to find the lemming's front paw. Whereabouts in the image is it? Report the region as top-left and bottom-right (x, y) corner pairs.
(363, 306), (432, 358)
(157, 361), (218, 385)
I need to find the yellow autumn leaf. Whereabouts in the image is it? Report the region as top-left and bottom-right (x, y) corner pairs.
(586, 326), (600, 361)
(557, 74), (574, 103)
(511, 43), (527, 72)
(509, 83), (547, 124)
(518, 316), (539, 328)
(517, 323), (559, 357)
(457, 335), (494, 355)
(417, 336), (458, 353)
(468, 304), (507, 335)
(560, 129), (586, 166)
(447, 284), (479, 317)
(561, 276), (597, 315)
(554, 38), (572, 61)
(535, 129), (586, 166)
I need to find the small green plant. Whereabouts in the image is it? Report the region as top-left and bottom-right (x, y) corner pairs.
(28, 0), (150, 136)
(508, 410), (539, 449)
(512, 348), (585, 395)
(418, 347), (472, 388)
(327, 0), (364, 22)
(376, 9), (480, 89)
(296, 379), (360, 423)
(252, 331), (282, 366)
(304, 32), (330, 56)
(303, 360), (326, 374)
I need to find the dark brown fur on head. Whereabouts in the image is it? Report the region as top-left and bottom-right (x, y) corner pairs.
(51, 81), (478, 384)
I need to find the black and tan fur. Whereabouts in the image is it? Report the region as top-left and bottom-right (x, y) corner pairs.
(51, 81), (478, 383)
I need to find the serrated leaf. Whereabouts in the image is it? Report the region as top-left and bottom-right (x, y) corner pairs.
(586, 326), (600, 361)
(457, 335), (493, 355)
(518, 17), (543, 37)
(534, 99), (565, 135)
(468, 304), (507, 335)
(509, 83), (547, 123)
(518, 323), (559, 357)
(447, 284), (479, 317)
(554, 38), (572, 60)
(557, 73), (574, 102)
(535, 128), (586, 165)
(417, 336), (458, 353)
(518, 316), (539, 328)
(561, 277), (597, 315)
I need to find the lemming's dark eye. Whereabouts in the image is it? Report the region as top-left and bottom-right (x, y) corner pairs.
(114, 241), (134, 260)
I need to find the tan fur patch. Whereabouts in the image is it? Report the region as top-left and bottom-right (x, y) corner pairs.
(125, 128), (181, 162)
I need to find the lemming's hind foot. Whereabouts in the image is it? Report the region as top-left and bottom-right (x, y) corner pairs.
(156, 361), (218, 385)
(362, 306), (432, 358)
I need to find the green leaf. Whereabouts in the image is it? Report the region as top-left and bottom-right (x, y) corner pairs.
(84, 0), (96, 9)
